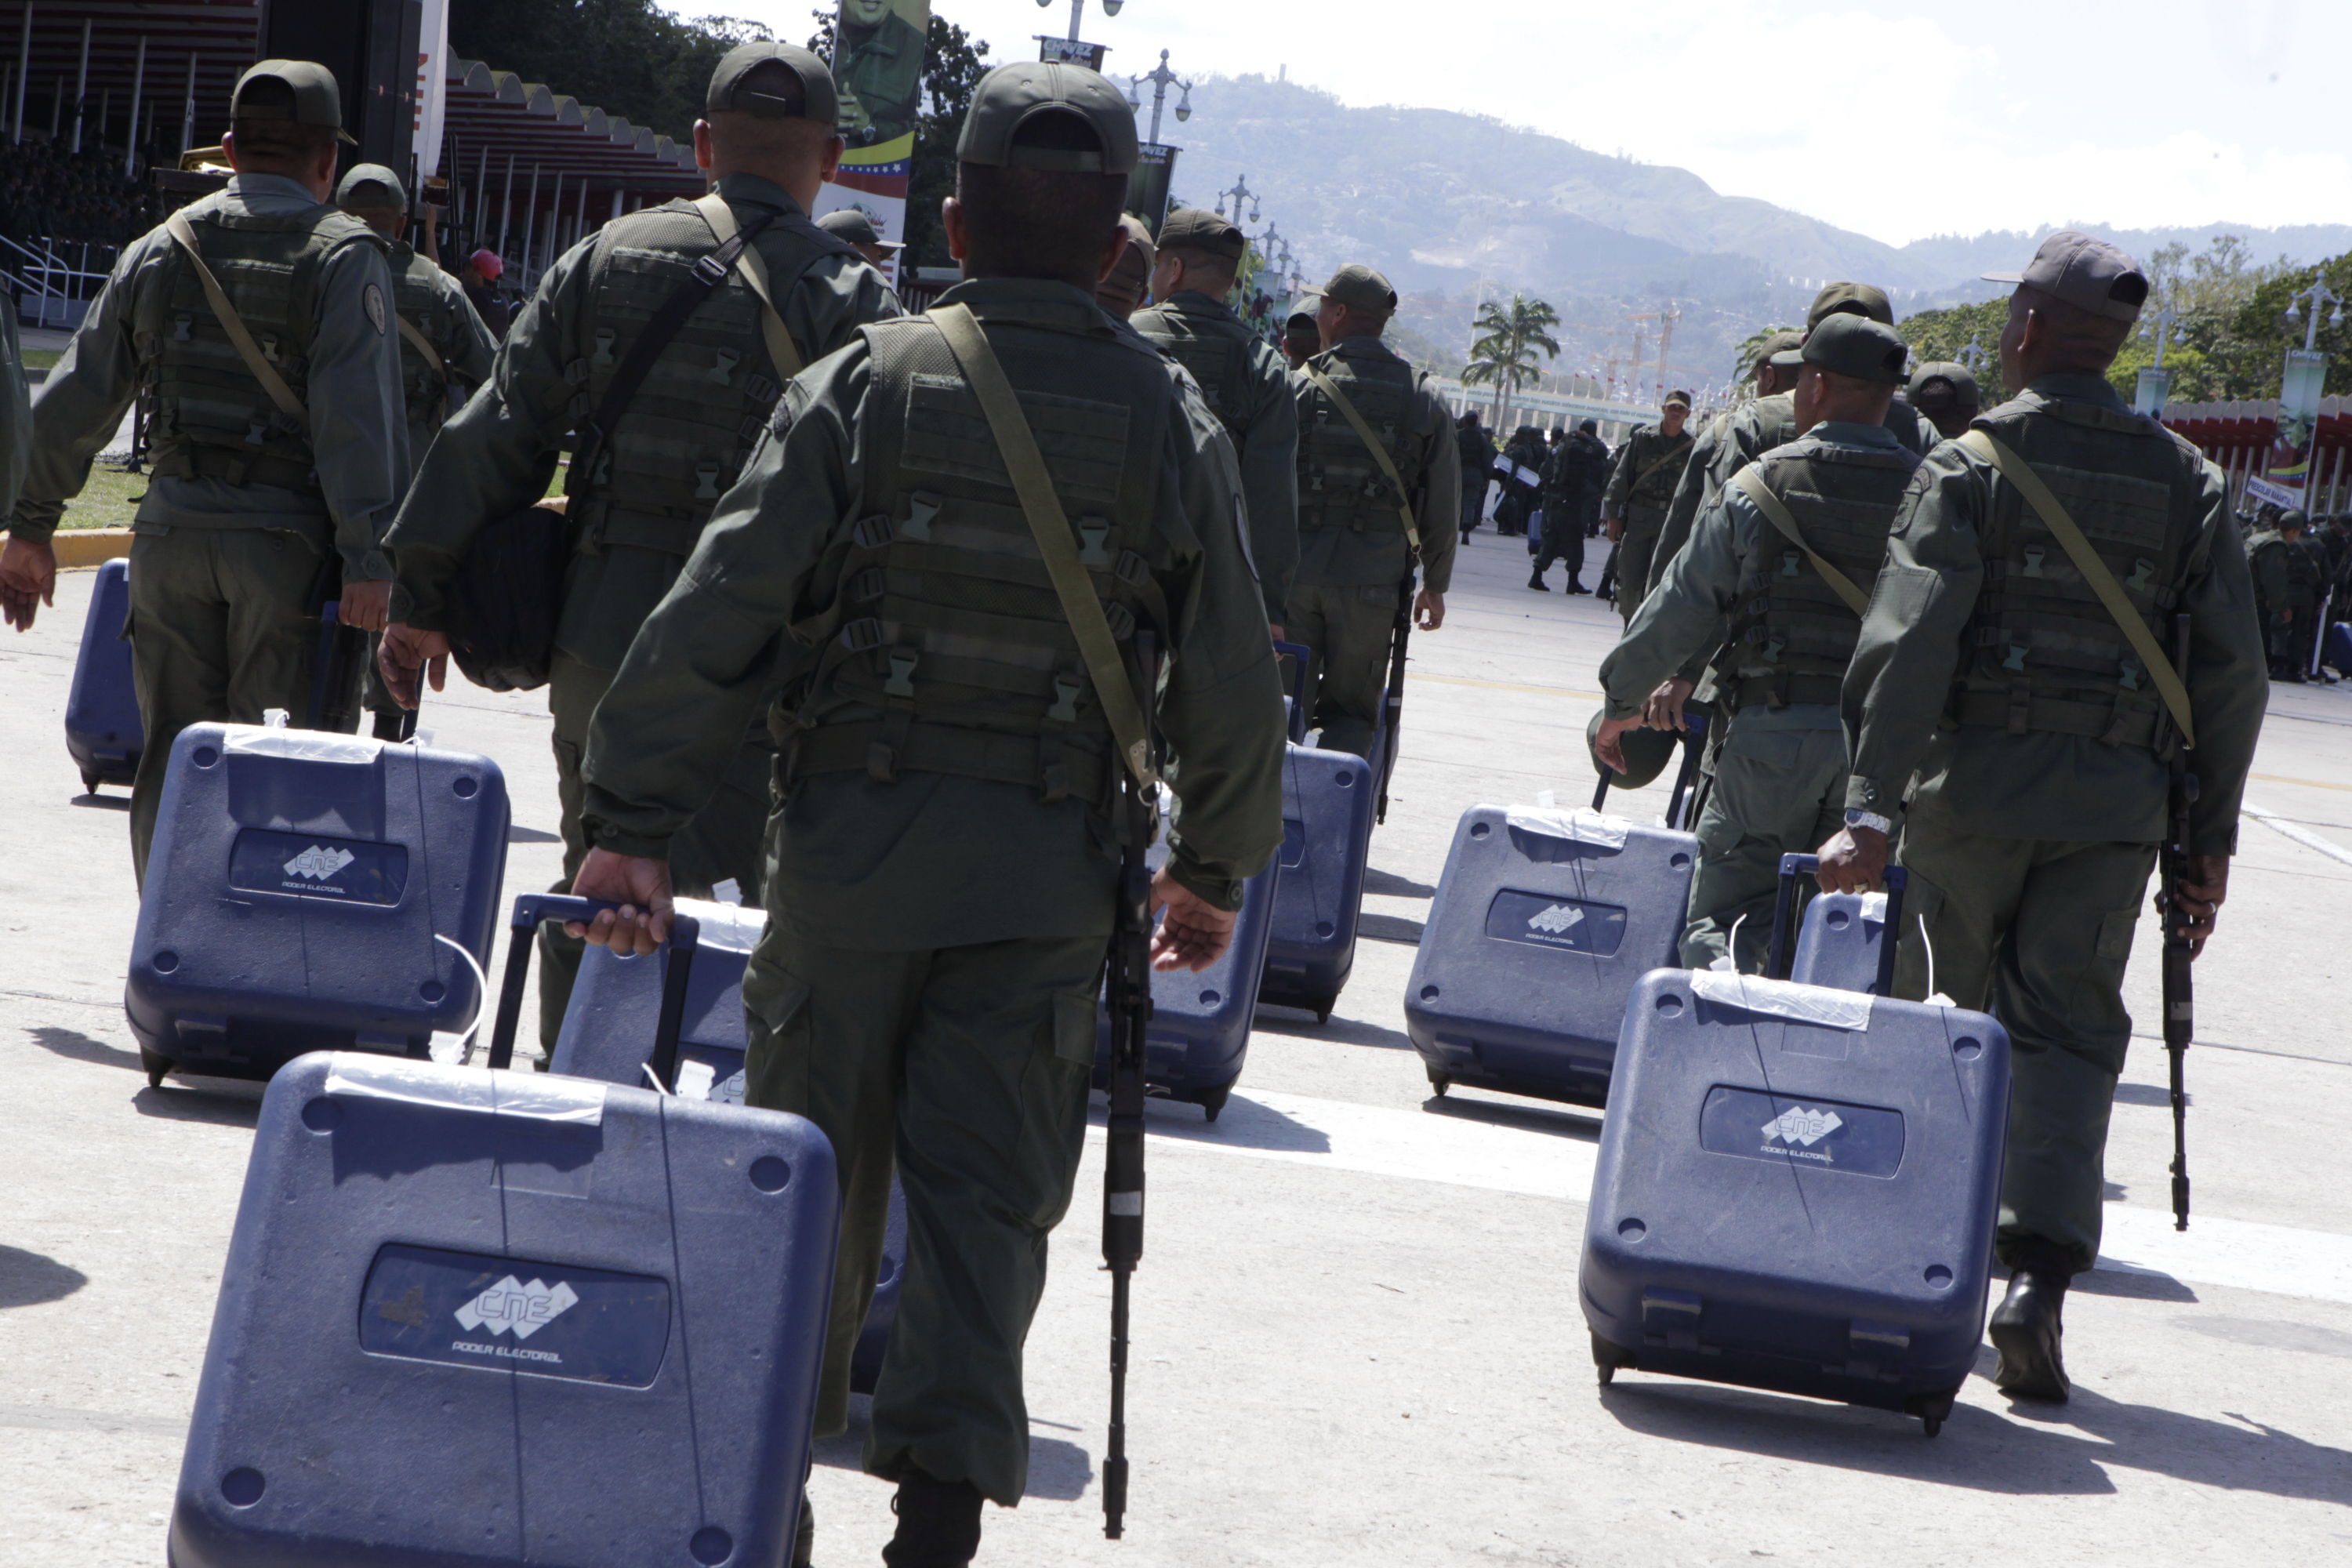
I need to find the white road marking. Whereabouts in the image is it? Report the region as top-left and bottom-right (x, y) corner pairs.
(1098, 1086), (2352, 1308)
(2243, 800), (2352, 869)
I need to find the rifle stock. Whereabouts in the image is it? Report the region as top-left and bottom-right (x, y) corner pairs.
(1101, 631), (1159, 1538)
(2160, 612), (2198, 1230)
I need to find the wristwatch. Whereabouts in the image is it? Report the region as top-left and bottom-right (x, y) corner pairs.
(1844, 808), (1893, 836)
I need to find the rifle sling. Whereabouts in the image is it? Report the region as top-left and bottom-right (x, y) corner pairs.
(394, 312), (445, 379)
(1302, 361), (1422, 551)
(1958, 428), (2197, 748)
(928, 303), (1156, 786)
(1731, 466), (1871, 615)
(163, 210), (308, 428)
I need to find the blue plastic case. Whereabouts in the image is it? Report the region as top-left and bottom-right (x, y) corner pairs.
(64, 556), (143, 792)
(1259, 742), (1375, 1021)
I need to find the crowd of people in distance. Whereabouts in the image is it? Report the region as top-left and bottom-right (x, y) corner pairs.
(0, 136), (153, 247)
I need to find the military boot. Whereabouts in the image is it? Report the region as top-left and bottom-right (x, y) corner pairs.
(1989, 1240), (2073, 1403)
(881, 1470), (983, 1568)
(1527, 568), (1550, 591)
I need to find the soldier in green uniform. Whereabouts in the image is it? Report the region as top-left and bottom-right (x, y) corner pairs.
(1094, 212), (1155, 318)
(1908, 360), (1981, 440)
(1288, 262), (1459, 757)
(0, 62), (407, 879)
(1132, 205), (1299, 632)
(564, 61), (1285, 1565)
(1813, 231), (2267, 1403)
(835, 0), (926, 150)
(376, 43), (902, 1053)
(818, 205), (903, 270)
(2249, 507), (2323, 681)
(335, 164), (499, 738)
(1593, 314), (1916, 971)
(1280, 300), (1319, 370)
(1599, 389), (1694, 626)
(1646, 287), (1933, 601)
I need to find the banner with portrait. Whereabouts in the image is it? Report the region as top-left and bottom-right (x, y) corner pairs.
(2249, 348), (2327, 511)
(818, 0), (932, 285)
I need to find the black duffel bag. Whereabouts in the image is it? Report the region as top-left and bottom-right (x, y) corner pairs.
(444, 501), (572, 692)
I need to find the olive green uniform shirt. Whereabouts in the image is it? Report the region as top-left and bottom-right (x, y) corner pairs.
(1128, 289), (1300, 620)
(9, 173), (408, 577)
(579, 279), (1286, 950)
(384, 172), (902, 669)
(0, 301), (27, 525)
(2249, 531), (2321, 611)
(1290, 333), (1461, 593)
(1600, 420), (1694, 529)
(1842, 374), (2267, 854)
(389, 241), (499, 474)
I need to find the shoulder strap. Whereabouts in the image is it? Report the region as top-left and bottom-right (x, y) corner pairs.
(1730, 465), (1871, 615)
(1301, 359), (1421, 550)
(694, 192), (806, 379)
(394, 313), (445, 378)
(928, 303), (1156, 786)
(1631, 436), (1688, 491)
(571, 209), (775, 488)
(164, 209), (307, 427)
(1958, 427), (2196, 747)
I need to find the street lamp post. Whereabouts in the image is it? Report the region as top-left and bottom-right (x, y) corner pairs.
(1040, 0), (1127, 42)
(2133, 304), (2188, 417)
(1123, 48), (1191, 143)
(2284, 277), (2347, 353)
(1214, 173), (1258, 224)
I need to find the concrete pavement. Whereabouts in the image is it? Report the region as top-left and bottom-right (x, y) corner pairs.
(4, 526), (2351, 1566)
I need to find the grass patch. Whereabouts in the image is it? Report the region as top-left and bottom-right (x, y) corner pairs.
(54, 464), (149, 531)
(23, 348), (60, 370)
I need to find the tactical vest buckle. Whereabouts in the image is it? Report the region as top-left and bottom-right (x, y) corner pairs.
(564, 357), (592, 387)
(592, 328), (617, 368)
(1047, 675), (1081, 725)
(903, 493), (940, 542)
(850, 567), (886, 604)
(853, 514), (895, 550)
(1077, 518), (1112, 568)
(2001, 639), (2030, 673)
(260, 335), (281, 364)
(2126, 558), (2154, 593)
(2118, 660), (2143, 691)
(1113, 550), (1152, 587)
(709, 347), (739, 386)
(694, 463), (722, 500)
(840, 618), (885, 652)
(172, 313), (193, 342)
(883, 651), (920, 699)
(244, 419), (267, 448)
(2021, 546), (2046, 579)
(690, 254), (729, 289)
(746, 374), (779, 405)
(1104, 602), (1136, 641)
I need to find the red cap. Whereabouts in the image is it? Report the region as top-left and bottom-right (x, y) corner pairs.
(469, 249), (504, 281)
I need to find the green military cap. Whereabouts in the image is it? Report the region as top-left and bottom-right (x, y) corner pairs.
(956, 61), (1139, 175)
(1586, 710), (1680, 790)
(1802, 313), (1909, 385)
(1755, 329), (1804, 365)
(1984, 229), (2150, 323)
(231, 60), (356, 145)
(2281, 508), (2309, 528)
(1908, 361), (1980, 408)
(1807, 281), (1895, 328)
(1286, 296), (1321, 327)
(818, 207), (901, 249)
(1321, 263), (1396, 315)
(334, 163), (406, 210)
(1663, 388), (1693, 409)
(1158, 205), (1247, 262)
(706, 42), (838, 125)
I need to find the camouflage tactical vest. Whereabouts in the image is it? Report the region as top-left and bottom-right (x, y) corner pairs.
(390, 246), (470, 438)
(141, 202), (383, 495)
(1130, 299), (1254, 437)
(777, 314), (1177, 816)
(1726, 437), (1919, 709)
(2248, 532), (2322, 605)
(1950, 394), (2212, 753)
(561, 200), (844, 559)
(1297, 349), (1428, 537)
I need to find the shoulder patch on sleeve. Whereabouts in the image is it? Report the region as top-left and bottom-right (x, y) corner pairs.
(363, 282), (387, 336)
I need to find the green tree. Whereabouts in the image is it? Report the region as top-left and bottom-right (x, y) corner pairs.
(450, 2), (771, 143)
(1896, 296), (2011, 406)
(1731, 324), (1799, 398)
(1461, 293), (1561, 429)
(2104, 234), (2299, 404)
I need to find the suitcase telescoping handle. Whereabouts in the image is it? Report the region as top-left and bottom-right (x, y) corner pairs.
(483, 894), (702, 1084)
(1766, 855), (1907, 994)
(1588, 711), (1709, 831)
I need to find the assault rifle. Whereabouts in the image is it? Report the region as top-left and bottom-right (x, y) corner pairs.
(2159, 612), (2199, 1231)
(1375, 568), (1414, 823)
(1100, 630), (1160, 1539)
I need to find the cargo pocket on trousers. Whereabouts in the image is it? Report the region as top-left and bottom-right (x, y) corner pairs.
(1051, 990), (1098, 1069)
(741, 966), (811, 1113)
(2095, 906), (2141, 963)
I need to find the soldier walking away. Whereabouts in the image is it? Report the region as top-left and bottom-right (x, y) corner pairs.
(376, 42), (902, 1054)
(818, 205), (906, 272)
(1132, 206), (1301, 633)
(1094, 213), (1155, 318)
(336, 164), (499, 740)
(1455, 411), (1492, 537)
(1908, 361), (1982, 440)
(1813, 231), (2267, 1404)
(1289, 262), (1460, 757)
(1592, 314), (1918, 971)
(2248, 507), (2324, 681)
(1532, 417), (1606, 592)
(564, 60), (1284, 1566)
(1281, 300), (1321, 370)
(0, 61), (408, 881)
(1599, 390), (1695, 626)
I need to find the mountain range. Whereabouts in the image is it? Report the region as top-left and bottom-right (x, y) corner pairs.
(1160, 74), (2351, 391)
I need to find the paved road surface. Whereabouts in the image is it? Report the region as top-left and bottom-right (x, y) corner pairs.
(5, 527), (2350, 1565)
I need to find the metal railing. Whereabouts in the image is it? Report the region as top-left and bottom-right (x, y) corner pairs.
(2, 232), (120, 330)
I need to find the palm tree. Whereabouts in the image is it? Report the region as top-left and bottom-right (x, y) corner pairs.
(1461, 294), (1562, 430)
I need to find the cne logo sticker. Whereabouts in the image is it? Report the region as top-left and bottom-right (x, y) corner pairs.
(454, 1276), (579, 1339)
(1527, 903), (1585, 935)
(283, 844), (355, 882)
(1761, 1105), (1844, 1147)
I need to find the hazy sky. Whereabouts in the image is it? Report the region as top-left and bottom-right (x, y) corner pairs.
(737, 0), (2348, 245)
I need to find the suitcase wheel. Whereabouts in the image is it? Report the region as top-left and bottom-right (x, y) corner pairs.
(1427, 1072), (1450, 1098)
(1314, 1008), (1331, 1026)
(1590, 1331), (1633, 1386)
(140, 1047), (172, 1089)
(1907, 1389), (1955, 1438)
(79, 771), (100, 796)
(1198, 1085), (1231, 1123)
